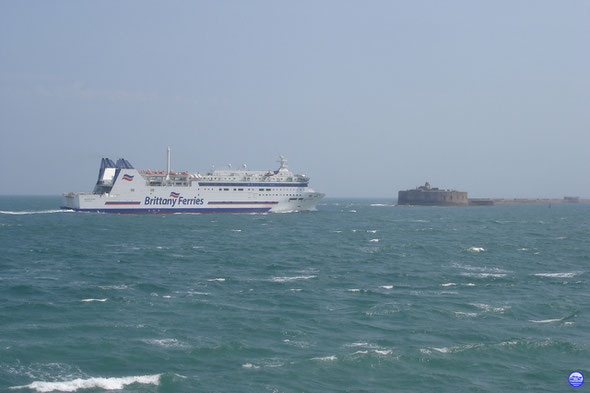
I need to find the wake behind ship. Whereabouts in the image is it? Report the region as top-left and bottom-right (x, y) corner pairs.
(62, 149), (324, 213)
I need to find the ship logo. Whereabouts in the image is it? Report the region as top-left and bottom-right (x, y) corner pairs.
(170, 192), (180, 198)
(122, 174), (134, 181)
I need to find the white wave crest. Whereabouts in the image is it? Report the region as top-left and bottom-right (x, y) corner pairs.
(425, 343), (484, 354)
(80, 298), (107, 302)
(461, 273), (507, 278)
(534, 272), (580, 278)
(271, 275), (316, 282)
(451, 263), (510, 274)
(441, 283), (456, 287)
(9, 374), (161, 392)
(311, 355), (337, 361)
(98, 285), (127, 290)
(186, 290), (210, 296)
(142, 338), (188, 348)
(374, 349), (392, 355)
(380, 285), (394, 289)
(207, 278), (226, 282)
(348, 342), (369, 347)
(0, 209), (72, 215)
(468, 247), (485, 252)
(529, 318), (564, 323)
(369, 238), (380, 242)
(455, 311), (478, 318)
(470, 303), (508, 313)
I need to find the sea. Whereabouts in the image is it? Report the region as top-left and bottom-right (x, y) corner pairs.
(1, 196), (588, 393)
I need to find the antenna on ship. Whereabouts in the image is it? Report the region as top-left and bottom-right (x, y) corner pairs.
(277, 155), (288, 172)
(166, 146), (171, 182)
(276, 154), (288, 173)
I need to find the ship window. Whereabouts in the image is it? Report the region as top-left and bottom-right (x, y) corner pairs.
(238, 188), (243, 191)
(219, 188), (222, 191)
(130, 189), (135, 192)
(224, 188), (229, 191)
(266, 188), (271, 191)
(259, 188), (264, 191)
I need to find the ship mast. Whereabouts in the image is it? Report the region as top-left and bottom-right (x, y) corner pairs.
(166, 146), (171, 183)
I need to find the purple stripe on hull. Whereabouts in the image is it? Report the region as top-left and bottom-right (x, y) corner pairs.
(64, 207), (272, 214)
(208, 201), (279, 205)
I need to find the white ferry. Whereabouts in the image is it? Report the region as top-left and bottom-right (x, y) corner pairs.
(62, 148), (324, 213)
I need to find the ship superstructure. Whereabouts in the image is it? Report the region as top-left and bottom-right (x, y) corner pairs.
(62, 149), (324, 213)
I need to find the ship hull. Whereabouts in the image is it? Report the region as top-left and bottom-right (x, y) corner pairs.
(62, 181), (323, 214)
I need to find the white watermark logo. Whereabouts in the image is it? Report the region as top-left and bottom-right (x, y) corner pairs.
(569, 371), (584, 388)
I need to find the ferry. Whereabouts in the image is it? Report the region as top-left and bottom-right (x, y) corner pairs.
(62, 148), (324, 213)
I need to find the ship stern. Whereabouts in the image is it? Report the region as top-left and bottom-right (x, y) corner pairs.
(61, 192), (80, 210)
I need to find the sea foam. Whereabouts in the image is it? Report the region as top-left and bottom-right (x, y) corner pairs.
(0, 210), (72, 215)
(142, 338), (188, 348)
(529, 318), (565, 323)
(461, 273), (507, 278)
(9, 374), (161, 392)
(470, 303), (508, 313)
(271, 275), (316, 282)
(534, 272), (580, 278)
(311, 355), (337, 361)
(374, 349), (392, 355)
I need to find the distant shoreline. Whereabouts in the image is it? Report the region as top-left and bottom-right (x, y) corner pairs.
(482, 198), (590, 206)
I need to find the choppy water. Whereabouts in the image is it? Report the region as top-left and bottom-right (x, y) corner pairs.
(1, 196), (588, 392)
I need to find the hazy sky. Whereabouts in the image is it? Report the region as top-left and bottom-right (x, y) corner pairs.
(1, 1), (588, 198)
